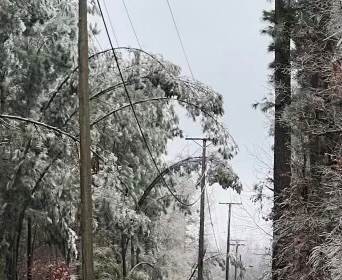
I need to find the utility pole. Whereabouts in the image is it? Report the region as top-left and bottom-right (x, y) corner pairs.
(230, 242), (245, 280)
(185, 137), (210, 280)
(219, 202), (242, 280)
(78, 0), (95, 279)
(238, 255), (242, 280)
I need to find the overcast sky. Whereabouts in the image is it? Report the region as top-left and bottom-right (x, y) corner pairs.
(95, 0), (274, 267)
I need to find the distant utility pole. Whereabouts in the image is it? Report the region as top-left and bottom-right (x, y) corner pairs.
(185, 137), (211, 280)
(219, 202), (242, 280)
(78, 0), (95, 279)
(230, 242), (245, 280)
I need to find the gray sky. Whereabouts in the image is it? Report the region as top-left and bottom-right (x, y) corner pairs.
(96, 0), (274, 268)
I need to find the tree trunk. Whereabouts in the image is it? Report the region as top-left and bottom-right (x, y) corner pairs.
(136, 247), (140, 266)
(273, 0), (291, 279)
(27, 217), (33, 280)
(5, 208), (26, 280)
(130, 237), (135, 269)
(121, 233), (127, 277)
(5, 254), (16, 280)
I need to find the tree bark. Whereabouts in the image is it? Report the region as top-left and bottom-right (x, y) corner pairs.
(5, 254), (16, 280)
(27, 217), (33, 280)
(130, 237), (135, 269)
(136, 246), (140, 266)
(5, 208), (26, 280)
(121, 233), (127, 277)
(273, 0), (291, 279)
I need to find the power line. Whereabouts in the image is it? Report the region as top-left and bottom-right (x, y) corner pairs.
(206, 190), (222, 258)
(121, 0), (142, 49)
(96, 0), (198, 208)
(102, 0), (120, 47)
(238, 204), (272, 237)
(93, 36), (104, 51)
(165, 0), (194, 79)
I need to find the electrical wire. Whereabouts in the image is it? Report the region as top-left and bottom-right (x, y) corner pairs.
(121, 0), (142, 49)
(206, 189), (222, 257)
(165, 0), (194, 79)
(237, 204), (272, 237)
(96, 0), (199, 207)
(102, 0), (120, 47)
(212, 194), (223, 247)
(93, 36), (104, 51)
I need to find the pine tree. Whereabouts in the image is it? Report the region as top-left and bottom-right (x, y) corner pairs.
(262, 1), (292, 278)
(0, 1), (241, 279)
(273, 0), (292, 278)
(274, 0), (342, 278)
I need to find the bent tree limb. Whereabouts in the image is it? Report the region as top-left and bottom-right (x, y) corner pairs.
(0, 115), (78, 142)
(63, 81), (132, 127)
(128, 262), (155, 278)
(44, 47), (225, 126)
(188, 253), (221, 280)
(0, 115), (102, 160)
(137, 157), (202, 209)
(136, 155), (224, 209)
(91, 97), (171, 127)
(42, 47), (175, 114)
(90, 96), (227, 135)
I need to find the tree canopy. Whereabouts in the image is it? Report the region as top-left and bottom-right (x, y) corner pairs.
(0, 1), (241, 279)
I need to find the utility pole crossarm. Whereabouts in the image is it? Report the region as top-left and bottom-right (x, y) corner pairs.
(220, 202), (242, 280)
(185, 137), (211, 141)
(219, 202), (242, 205)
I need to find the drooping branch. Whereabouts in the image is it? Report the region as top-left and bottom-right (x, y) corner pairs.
(136, 155), (231, 208)
(42, 47), (176, 114)
(90, 96), (228, 135)
(127, 262), (155, 277)
(41, 47), (232, 141)
(188, 253), (221, 280)
(0, 114), (103, 159)
(63, 81), (130, 126)
(88, 48), (177, 79)
(137, 157), (202, 208)
(91, 97), (170, 127)
(0, 114), (79, 142)
(43, 46), (223, 119)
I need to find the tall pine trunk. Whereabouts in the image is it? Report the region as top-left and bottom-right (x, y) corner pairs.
(121, 233), (127, 277)
(5, 208), (26, 280)
(273, 0), (291, 279)
(27, 217), (33, 280)
(130, 237), (135, 269)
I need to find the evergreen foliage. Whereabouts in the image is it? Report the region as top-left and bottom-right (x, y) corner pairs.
(0, 1), (240, 279)
(261, 0), (342, 279)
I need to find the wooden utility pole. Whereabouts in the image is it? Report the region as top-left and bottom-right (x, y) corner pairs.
(230, 242), (245, 280)
(185, 137), (210, 280)
(78, 0), (95, 278)
(219, 202), (242, 280)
